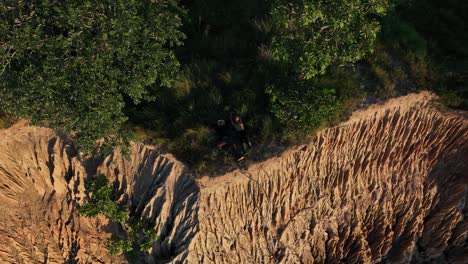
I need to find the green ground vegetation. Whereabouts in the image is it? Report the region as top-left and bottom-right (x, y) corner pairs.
(366, 0), (467, 108)
(1, 0), (466, 173)
(125, 0), (388, 173)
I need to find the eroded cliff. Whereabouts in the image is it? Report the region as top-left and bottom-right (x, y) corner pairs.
(0, 124), (198, 263)
(0, 92), (466, 263)
(190, 92), (467, 263)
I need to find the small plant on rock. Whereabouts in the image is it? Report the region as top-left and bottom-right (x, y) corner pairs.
(78, 174), (158, 260)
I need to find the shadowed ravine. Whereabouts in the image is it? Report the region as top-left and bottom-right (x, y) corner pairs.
(0, 92), (466, 263)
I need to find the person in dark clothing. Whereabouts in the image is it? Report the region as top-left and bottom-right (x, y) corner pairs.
(230, 113), (252, 151)
(214, 113), (252, 159)
(215, 119), (233, 150)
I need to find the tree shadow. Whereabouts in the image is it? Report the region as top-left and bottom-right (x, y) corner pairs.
(384, 146), (468, 263)
(413, 147), (468, 263)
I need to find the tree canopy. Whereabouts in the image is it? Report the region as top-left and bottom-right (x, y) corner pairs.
(0, 0), (184, 152)
(267, 0), (389, 131)
(1, 0), (463, 171)
(270, 0), (389, 79)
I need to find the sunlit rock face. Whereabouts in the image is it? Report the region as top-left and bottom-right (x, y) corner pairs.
(190, 92), (467, 264)
(0, 124), (198, 264)
(0, 92), (466, 263)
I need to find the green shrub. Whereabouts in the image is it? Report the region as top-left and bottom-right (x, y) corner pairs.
(333, 69), (366, 122)
(438, 88), (465, 109)
(395, 0), (467, 109)
(79, 175), (158, 259)
(371, 64), (396, 99)
(268, 68), (364, 132)
(107, 220), (158, 258)
(405, 52), (436, 88)
(78, 174), (128, 222)
(266, 0), (388, 136)
(268, 79), (337, 132)
(108, 236), (133, 256)
(399, 0), (468, 63)
(435, 72), (468, 110)
(378, 12), (436, 89)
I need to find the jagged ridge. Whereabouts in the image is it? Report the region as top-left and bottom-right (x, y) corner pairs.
(0, 125), (198, 263)
(189, 92), (467, 263)
(0, 92), (466, 263)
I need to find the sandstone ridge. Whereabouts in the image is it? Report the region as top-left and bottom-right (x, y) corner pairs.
(0, 92), (466, 263)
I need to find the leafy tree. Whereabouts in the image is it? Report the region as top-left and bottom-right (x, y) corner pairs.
(267, 68), (363, 132)
(270, 0), (390, 79)
(267, 0), (389, 131)
(0, 0), (184, 152)
(399, 0), (468, 62)
(267, 78), (337, 130)
(397, 0), (468, 109)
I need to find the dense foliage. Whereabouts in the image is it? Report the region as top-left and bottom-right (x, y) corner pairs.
(125, 0), (276, 172)
(270, 0), (390, 79)
(78, 174), (128, 222)
(0, 0), (184, 152)
(368, 0), (467, 109)
(78, 175), (157, 259)
(398, 0), (468, 108)
(123, 0), (387, 171)
(269, 68), (364, 130)
(267, 0), (389, 131)
(400, 0), (468, 65)
(1, 0), (466, 172)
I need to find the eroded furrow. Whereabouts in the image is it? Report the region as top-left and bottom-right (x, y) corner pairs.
(191, 93), (467, 264)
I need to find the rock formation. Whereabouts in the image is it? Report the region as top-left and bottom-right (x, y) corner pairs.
(0, 124), (198, 263)
(0, 92), (466, 263)
(190, 92), (468, 263)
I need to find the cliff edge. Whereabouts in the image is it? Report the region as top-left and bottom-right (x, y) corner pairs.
(0, 92), (466, 263)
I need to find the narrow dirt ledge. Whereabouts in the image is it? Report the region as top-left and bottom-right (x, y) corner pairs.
(0, 92), (466, 263)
